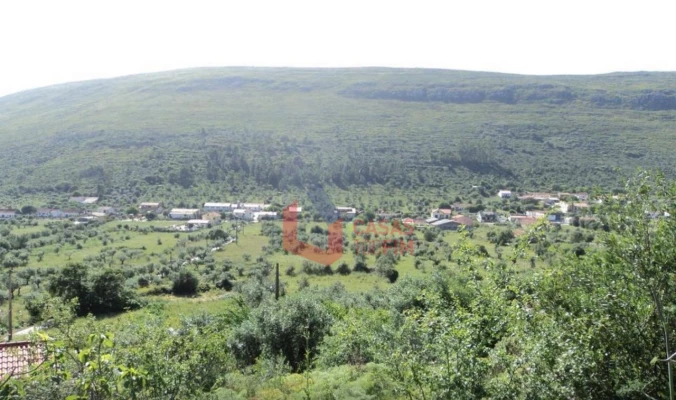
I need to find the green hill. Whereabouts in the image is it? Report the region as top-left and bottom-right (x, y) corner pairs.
(1, 67), (676, 207)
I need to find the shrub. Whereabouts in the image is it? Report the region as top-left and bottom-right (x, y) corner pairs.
(172, 270), (200, 296)
(336, 262), (351, 275)
(228, 294), (334, 371)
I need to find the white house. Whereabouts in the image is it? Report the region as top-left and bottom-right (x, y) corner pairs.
(558, 202), (590, 214)
(37, 209), (81, 218)
(240, 203), (269, 211)
(169, 209), (201, 220)
(203, 202), (236, 212)
(498, 190), (512, 199)
(430, 208), (452, 219)
(187, 219), (211, 230)
(70, 197), (99, 204)
(139, 202), (161, 211)
(336, 207), (357, 220)
(233, 209), (254, 220)
(0, 209), (17, 219)
(253, 211), (278, 222)
(526, 210), (547, 218)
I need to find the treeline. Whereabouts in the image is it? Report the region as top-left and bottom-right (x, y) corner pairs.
(343, 83), (676, 110)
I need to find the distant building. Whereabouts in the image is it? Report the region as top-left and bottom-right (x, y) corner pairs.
(430, 208), (452, 219)
(139, 202), (161, 211)
(526, 210), (547, 218)
(202, 212), (222, 224)
(254, 211), (278, 222)
(35, 208), (80, 218)
(96, 207), (117, 215)
(69, 197), (99, 204)
(168, 209), (201, 220)
(425, 217), (439, 225)
(431, 219), (462, 231)
(240, 203), (269, 212)
(233, 209), (253, 220)
(187, 219), (211, 230)
(498, 190), (512, 199)
(558, 202), (590, 214)
(509, 215), (538, 226)
(336, 207), (357, 220)
(477, 211), (497, 223)
(0, 209), (17, 219)
(451, 215), (475, 228)
(203, 202), (236, 212)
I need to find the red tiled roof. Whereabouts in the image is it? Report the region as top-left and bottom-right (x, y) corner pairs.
(0, 341), (43, 378)
(452, 215), (475, 227)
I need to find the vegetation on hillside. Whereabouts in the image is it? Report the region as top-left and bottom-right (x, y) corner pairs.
(1, 68), (676, 208)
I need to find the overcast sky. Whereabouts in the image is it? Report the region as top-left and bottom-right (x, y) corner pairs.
(1, 0), (675, 98)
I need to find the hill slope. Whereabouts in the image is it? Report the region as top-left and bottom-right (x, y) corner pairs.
(1, 67), (676, 206)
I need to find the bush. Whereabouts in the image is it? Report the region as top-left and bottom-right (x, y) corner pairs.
(47, 263), (141, 316)
(353, 261), (370, 273)
(228, 294), (334, 371)
(172, 270), (200, 296)
(336, 262), (351, 275)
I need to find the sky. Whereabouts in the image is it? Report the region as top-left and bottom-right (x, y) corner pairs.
(1, 0), (675, 97)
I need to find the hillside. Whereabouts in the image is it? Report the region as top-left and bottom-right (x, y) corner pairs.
(1, 67), (676, 207)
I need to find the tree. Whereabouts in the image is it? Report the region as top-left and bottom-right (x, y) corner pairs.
(172, 270), (199, 296)
(21, 205), (36, 215)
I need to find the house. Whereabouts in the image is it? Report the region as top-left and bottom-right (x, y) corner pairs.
(0, 341), (43, 379)
(509, 215), (538, 226)
(425, 217), (439, 225)
(253, 211), (278, 222)
(548, 213), (564, 223)
(451, 215), (475, 228)
(336, 207), (357, 220)
(430, 208), (452, 220)
(187, 219), (211, 230)
(477, 211), (497, 223)
(558, 202), (590, 214)
(35, 209), (80, 218)
(203, 202), (236, 212)
(526, 210), (547, 219)
(431, 219), (462, 231)
(69, 197), (99, 204)
(139, 202), (161, 211)
(75, 216), (96, 225)
(168, 209), (201, 220)
(377, 212), (399, 220)
(96, 207), (116, 215)
(233, 209), (254, 221)
(202, 212), (222, 224)
(498, 190), (512, 199)
(240, 203), (269, 212)
(0, 209), (17, 219)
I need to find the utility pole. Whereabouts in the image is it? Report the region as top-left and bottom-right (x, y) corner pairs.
(8, 267), (12, 342)
(275, 263), (280, 300)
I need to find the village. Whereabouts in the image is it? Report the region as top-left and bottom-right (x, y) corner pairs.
(0, 189), (613, 233)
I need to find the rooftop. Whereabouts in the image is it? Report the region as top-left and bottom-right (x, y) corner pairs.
(0, 341), (43, 378)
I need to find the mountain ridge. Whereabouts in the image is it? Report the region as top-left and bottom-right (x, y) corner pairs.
(0, 67), (675, 207)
